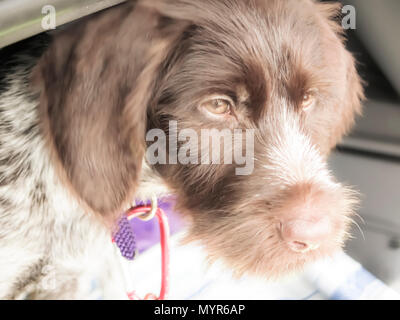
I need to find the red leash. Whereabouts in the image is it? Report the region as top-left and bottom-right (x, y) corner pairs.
(123, 204), (170, 300)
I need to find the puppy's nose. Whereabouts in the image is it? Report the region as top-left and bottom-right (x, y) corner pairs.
(279, 218), (331, 253)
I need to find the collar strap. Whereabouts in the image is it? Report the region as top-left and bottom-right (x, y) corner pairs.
(112, 201), (171, 300)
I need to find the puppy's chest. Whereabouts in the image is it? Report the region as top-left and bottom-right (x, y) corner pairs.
(0, 67), (110, 258)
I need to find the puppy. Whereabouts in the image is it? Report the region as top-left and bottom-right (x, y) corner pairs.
(0, 0), (363, 299)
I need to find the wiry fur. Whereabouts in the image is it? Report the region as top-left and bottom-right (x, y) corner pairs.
(0, 0), (363, 299)
(0, 43), (127, 298)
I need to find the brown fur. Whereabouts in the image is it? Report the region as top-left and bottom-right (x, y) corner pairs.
(32, 0), (364, 278)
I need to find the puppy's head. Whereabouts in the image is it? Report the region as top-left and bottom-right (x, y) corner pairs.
(34, 0), (363, 278)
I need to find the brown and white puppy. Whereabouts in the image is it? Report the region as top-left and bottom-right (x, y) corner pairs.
(0, 0), (363, 299)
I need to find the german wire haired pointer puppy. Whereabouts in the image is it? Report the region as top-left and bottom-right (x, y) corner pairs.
(0, 0), (363, 299)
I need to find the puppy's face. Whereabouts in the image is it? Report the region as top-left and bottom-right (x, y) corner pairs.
(147, 0), (363, 277)
(36, 0), (363, 278)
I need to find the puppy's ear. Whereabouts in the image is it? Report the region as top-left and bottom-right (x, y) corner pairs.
(338, 50), (364, 135)
(32, 4), (185, 220)
(315, 1), (364, 146)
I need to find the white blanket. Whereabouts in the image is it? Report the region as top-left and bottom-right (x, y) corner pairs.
(120, 232), (400, 300)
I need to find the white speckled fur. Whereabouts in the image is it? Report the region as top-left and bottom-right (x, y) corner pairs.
(0, 56), (131, 299)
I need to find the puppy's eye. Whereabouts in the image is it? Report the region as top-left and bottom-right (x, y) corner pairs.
(201, 98), (232, 115)
(301, 91), (315, 111)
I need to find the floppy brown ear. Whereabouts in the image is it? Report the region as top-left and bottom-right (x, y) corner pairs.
(327, 5), (364, 146)
(314, 1), (364, 149)
(337, 50), (364, 136)
(32, 3), (186, 220)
